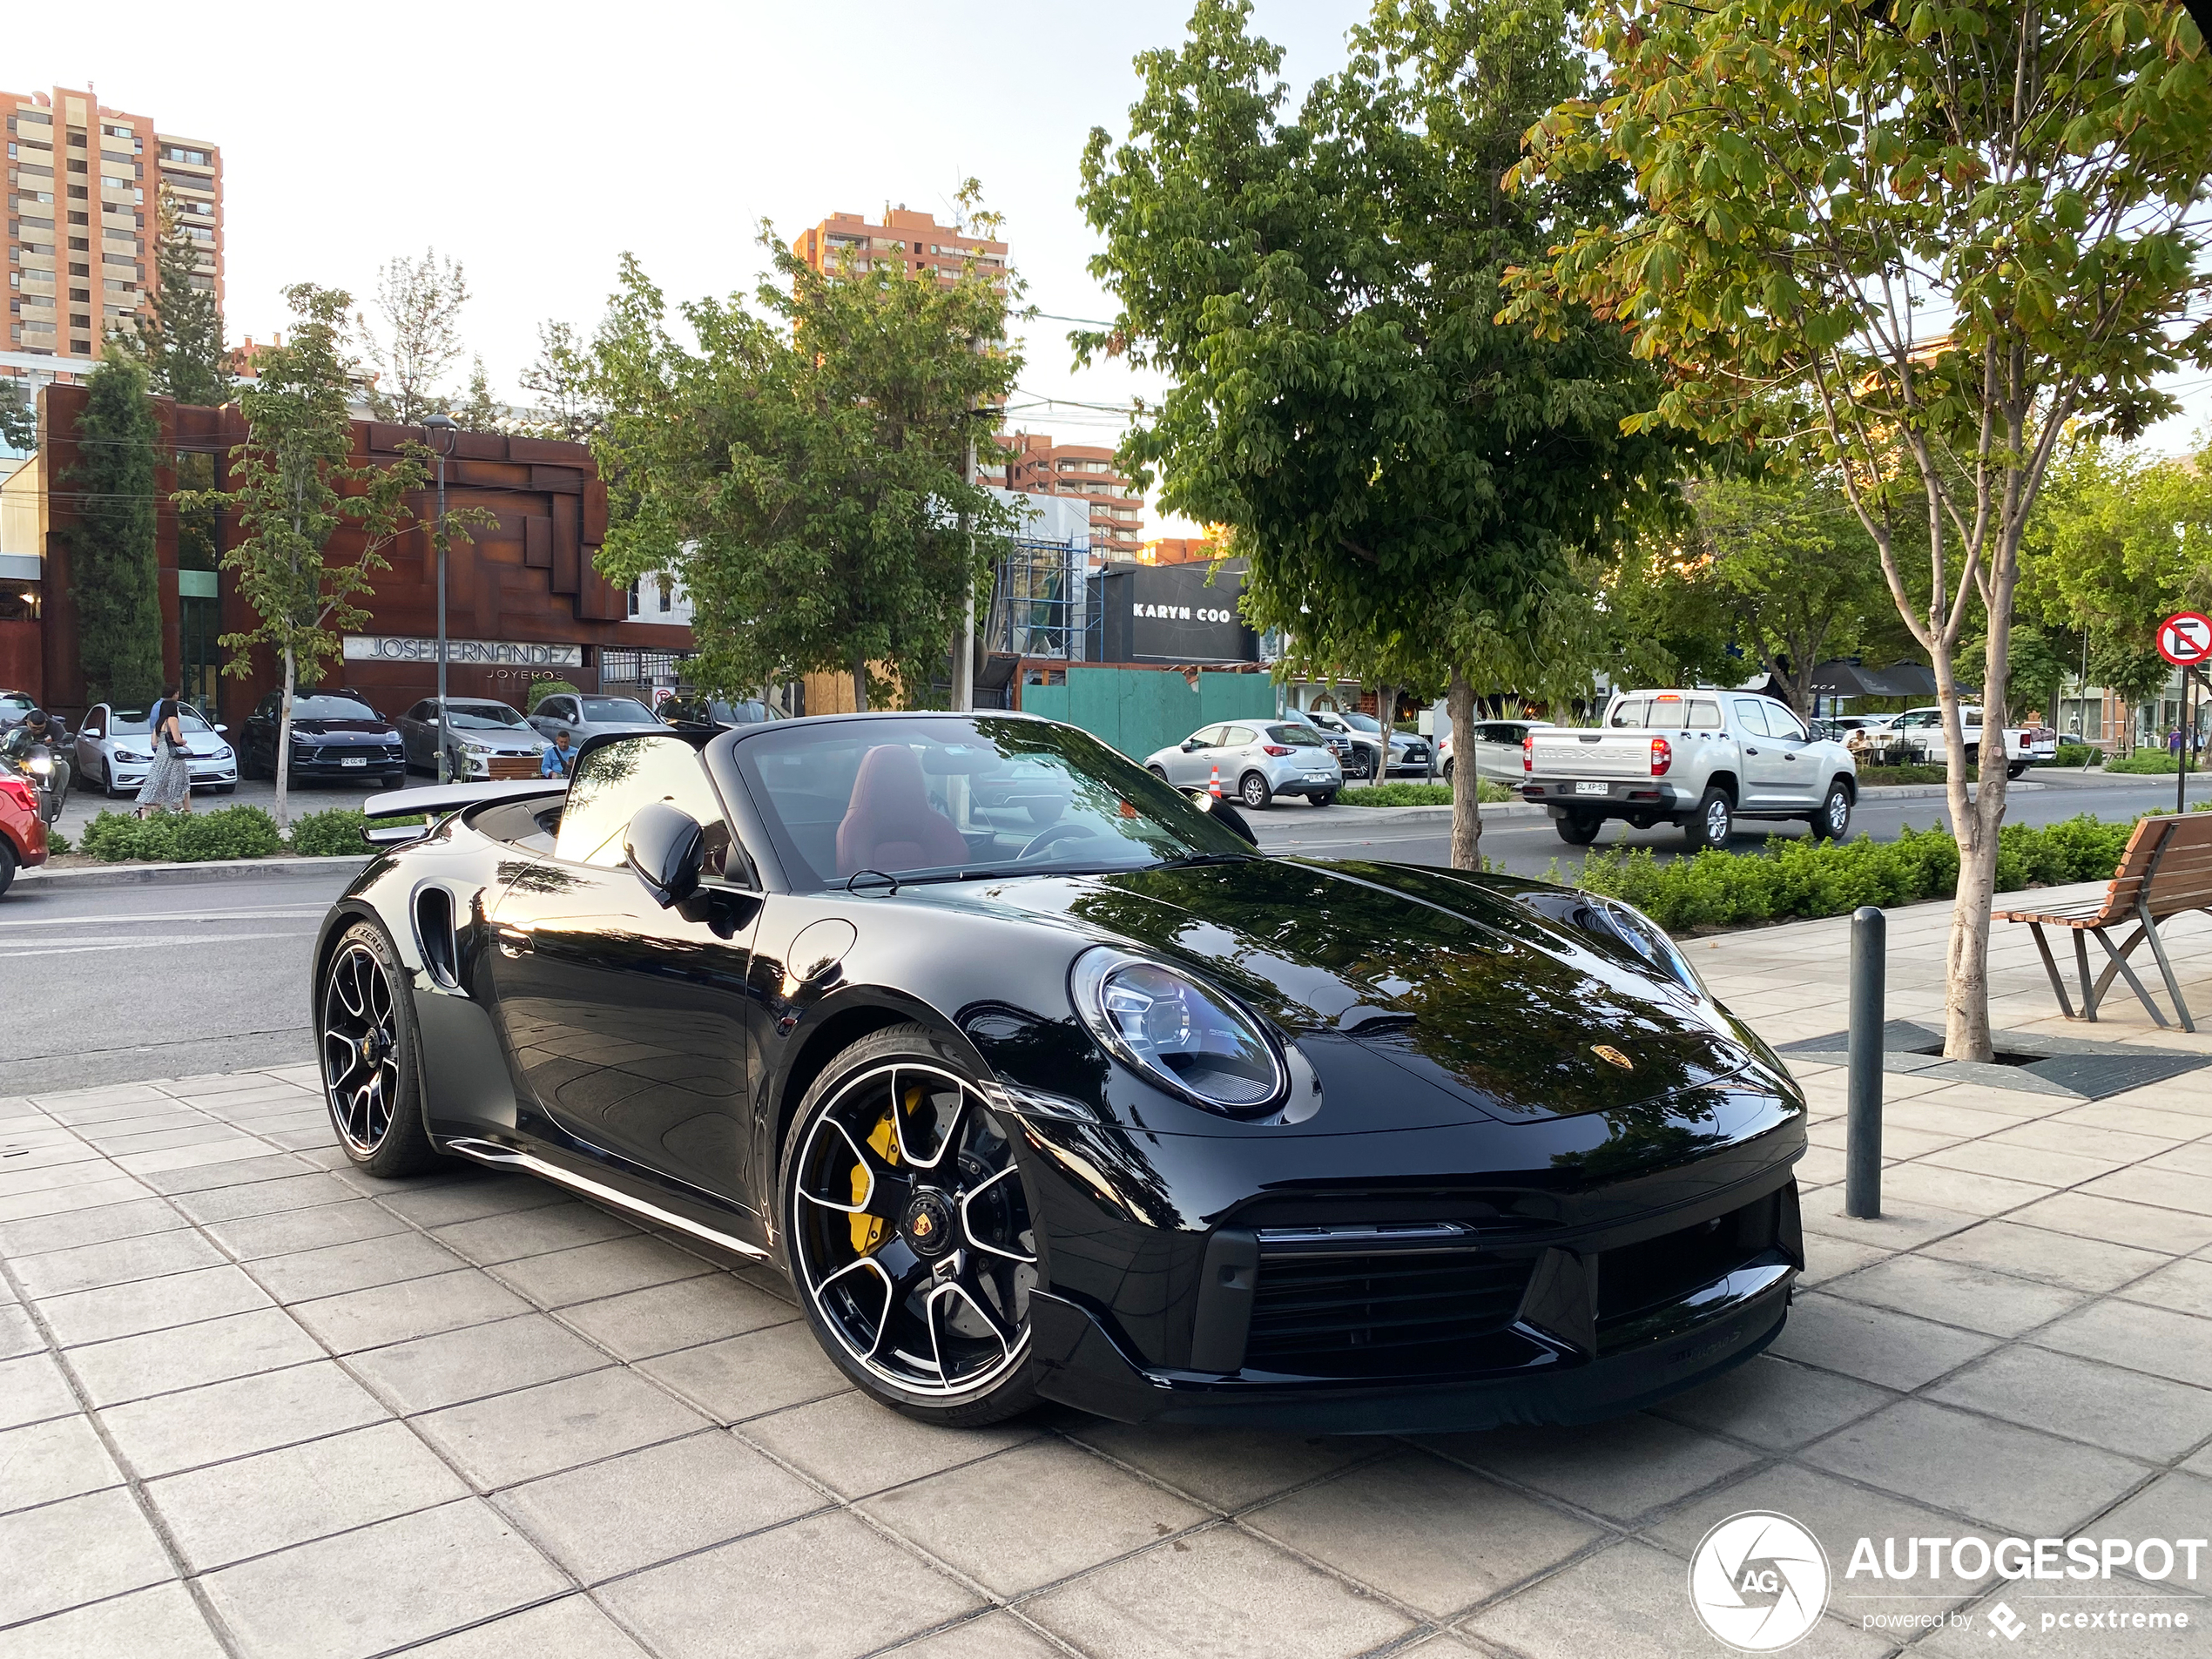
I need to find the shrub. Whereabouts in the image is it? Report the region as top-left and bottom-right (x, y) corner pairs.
(526, 678), (582, 713)
(2045, 743), (2101, 767)
(2104, 749), (2182, 774)
(78, 806), (283, 864)
(287, 806), (426, 856)
(1339, 780), (1513, 806)
(46, 830), (71, 854)
(1852, 764), (1953, 786)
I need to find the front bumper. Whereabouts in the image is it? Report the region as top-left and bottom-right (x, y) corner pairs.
(105, 759), (240, 788)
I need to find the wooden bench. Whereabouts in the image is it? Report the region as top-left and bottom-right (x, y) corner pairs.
(1997, 813), (2212, 1033)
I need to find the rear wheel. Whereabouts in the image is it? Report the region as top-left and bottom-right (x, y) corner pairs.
(319, 922), (441, 1177)
(0, 839), (16, 898)
(1554, 812), (1602, 846)
(1683, 787), (1733, 852)
(782, 1024), (1040, 1427)
(1239, 772), (1272, 811)
(2006, 760), (2028, 780)
(1441, 757), (1454, 785)
(1312, 791), (1338, 808)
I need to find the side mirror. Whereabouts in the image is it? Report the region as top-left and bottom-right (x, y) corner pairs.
(214, 723), (229, 734)
(1182, 738), (1202, 752)
(1183, 789), (1260, 846)
(624, 800), (705, 908)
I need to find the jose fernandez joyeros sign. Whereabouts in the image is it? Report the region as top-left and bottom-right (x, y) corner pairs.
(1687, 1510), (2207, 1651)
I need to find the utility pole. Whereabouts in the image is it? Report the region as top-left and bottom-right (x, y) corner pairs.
(424, 414), (457, 784)
(954, 431), (976, 712)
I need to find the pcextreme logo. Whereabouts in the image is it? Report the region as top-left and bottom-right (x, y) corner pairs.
(1689, 1512), (1831, 1652)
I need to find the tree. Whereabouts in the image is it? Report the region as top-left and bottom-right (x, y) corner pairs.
(184, 285), (428, 828)
(356, 249), (470, 425)
(518, 321), (600, 442)
(0, 380), (33, 452)
(121, 185), (230, 407)
(66, 348), (167, 708)
(589, 227), (1022, 709)
(455, 355), (503, 434)
(1076, 0), (1703, 871)
(1509, 0), (2212, 1060)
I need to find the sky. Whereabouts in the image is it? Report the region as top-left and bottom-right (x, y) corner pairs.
(12, 0), (2209, 532)
(8, 0), (1366, 540)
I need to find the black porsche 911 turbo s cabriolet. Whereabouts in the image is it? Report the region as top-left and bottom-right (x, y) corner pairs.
(316, 711), (1805, 1432)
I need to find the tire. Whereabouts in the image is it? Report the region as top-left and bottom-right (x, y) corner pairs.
(0, 838), (15, 899)
(2006, 761), (2028, 781)
(1148, 765), (1169, 781)
(1555, 812), (1602, 846)
(1683, 787), (1733, 852)
(1441, 757), (1454, 785)
(1964, 745), (1979, 766)
(317, 921), (442, 1177)
(215, 782), (236, 796)
(380, 773), (406, 791)
(780, 1022), (1040, 1428)
(103, 759), (127, 800)
(1312, 791), (1338, 808)
(1810, 779), (1851, 840)
(1238, 772), (1272, 811)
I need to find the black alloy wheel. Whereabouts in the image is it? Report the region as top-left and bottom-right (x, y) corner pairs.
(1239, 771), (1272, 811)
(1685, 787), (1734, 852)
(784, 1025), (1040, 1426)
(1811, 779), (1851, 840)
(0, 838), (15, 899)
(1554, 811), (1602, 846)
(319, 922), (439, 1176)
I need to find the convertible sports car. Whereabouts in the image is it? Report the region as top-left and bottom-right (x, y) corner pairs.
(318, 711), (1805, 1431)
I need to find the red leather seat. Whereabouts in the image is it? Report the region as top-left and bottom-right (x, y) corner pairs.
(836, 744), (969, 876)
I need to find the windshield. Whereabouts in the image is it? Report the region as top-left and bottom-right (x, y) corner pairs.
(1341, 712), (1382, 732)
(290, 695), (381, 721)
(111, 708), (213, 736)
(580, 698), (657, 723)
(443, 702), (529, 731)
(733, 715), (1254, 891)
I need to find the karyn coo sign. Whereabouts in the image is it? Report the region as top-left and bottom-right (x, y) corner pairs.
(342, 636), (584, 668)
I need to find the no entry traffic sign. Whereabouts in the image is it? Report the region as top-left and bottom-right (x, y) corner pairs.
(2160, 611), (2212, 667)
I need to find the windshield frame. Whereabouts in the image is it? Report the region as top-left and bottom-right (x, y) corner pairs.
(722, 713), (1256, 894)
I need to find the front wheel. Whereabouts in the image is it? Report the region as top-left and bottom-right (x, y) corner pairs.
(1238, 772), (1272, 811)
(1554, 811), (1602, 846)
(1148, 765), (1169, 782)
(781, 1024), (1040, 1427)
(319, 922), (441, 1177)
(1809, 779), (1851, 840)
(104, 762), (128, 799)
(1684, 788), (1734, 852)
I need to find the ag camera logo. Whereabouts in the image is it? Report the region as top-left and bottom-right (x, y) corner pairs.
(1689, 1511), (1831, 1651)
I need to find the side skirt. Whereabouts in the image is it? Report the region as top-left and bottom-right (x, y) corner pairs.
(442, 1136), (772, 1260)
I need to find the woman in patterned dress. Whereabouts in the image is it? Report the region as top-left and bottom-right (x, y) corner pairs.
(134, 684), (193, 819)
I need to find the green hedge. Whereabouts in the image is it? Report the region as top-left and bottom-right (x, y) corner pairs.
(1339, 780), (1513, 806)
(79, 806), (284, 863)
(1570, 813), (2141, 933)
(2045, 743), (2101, 767)
(287, 806), (423, 857)
(2104, 749), (2183, 774)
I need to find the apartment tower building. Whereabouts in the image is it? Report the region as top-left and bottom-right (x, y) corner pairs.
(995, 433), (1140, 560)
(791, 206), (1007, 289)
(4, 85), (222, 364)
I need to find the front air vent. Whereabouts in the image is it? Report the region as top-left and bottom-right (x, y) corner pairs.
(415, 887), (459, 988)
(1244, 1246), (1537, 1379)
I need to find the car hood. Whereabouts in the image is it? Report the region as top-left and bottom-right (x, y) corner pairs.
(910, 859), (1771, 1124)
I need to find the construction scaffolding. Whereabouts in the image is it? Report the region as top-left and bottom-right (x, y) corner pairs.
(986, 536), (1098, 664)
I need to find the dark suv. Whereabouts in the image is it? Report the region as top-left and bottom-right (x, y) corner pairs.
(240, 691), (407, 788)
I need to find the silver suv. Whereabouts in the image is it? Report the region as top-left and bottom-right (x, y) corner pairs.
(1145, 719), (1344, 808)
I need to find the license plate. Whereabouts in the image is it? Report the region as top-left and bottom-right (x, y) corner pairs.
(1575, 780), (1608, 796)
(341, 756), (367, 768)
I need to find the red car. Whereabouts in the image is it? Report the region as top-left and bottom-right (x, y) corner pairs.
(0, 762), (47, 896)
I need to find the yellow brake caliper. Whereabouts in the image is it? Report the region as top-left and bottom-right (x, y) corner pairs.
(850, 1109), (900, 1254)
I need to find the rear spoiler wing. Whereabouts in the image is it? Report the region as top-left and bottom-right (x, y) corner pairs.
(362, 779), (564, 847)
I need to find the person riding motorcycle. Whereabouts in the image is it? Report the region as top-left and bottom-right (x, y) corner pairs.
(0, 708), (71, 821)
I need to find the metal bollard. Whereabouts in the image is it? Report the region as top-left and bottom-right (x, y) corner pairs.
(1845, 906), (1885, 1218)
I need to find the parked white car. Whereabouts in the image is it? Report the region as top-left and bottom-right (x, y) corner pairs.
(1144, 719), (1344, 808)
(1441, 718), (1555, 784)
(73, 703), (239, 798)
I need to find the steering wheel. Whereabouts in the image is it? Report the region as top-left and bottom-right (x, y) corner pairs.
(1017, 820), (1105, 860)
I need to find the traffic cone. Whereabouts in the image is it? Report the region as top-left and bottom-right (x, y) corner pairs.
(1209, 764), (1222, 799)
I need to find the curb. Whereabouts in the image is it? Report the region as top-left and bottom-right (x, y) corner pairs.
(17, 855), (371, 891)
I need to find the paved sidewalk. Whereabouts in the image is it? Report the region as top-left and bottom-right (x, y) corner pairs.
(0, 887), (2207, 1657)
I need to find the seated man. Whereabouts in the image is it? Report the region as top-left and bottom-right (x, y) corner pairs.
(542, 727), (575, 778)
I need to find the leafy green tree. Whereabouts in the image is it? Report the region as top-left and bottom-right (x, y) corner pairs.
(589, 229), (1021, 709)
(121, 186), (230, 407)
(67, 348), (166, 707)
(182, 285), (428, 828)
(1509, 0), (2212, 1060)
(1077, 0), (1702, 869)
(1, 378), (37, 451)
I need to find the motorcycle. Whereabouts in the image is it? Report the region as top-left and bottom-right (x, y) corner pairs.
(15, 740), (67, 825)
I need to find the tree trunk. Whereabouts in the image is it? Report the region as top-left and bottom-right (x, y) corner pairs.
(1934, 635), (2006, 1066)
(853, 649), (869, 713)
(275, 645), (295, 833)
(1448, 671), (1480, 869)
(1374, 683), (1396, 779)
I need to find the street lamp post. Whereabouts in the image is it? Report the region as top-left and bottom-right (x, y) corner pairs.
(423, 415), (458, 784)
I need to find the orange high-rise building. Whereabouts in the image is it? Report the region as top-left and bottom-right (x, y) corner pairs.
(995, 432), (1139, 560)
(791, 206), (1006, 289)
(4, 86), (222, 367)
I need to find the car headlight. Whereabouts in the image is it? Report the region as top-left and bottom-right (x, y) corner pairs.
(1069, 948), (1285, 1115)
(216, 745), (233, 760)
(115, 748), (149, 763)
(1590, 897), (1707, 998)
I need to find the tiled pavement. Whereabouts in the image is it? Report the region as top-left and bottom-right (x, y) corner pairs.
(0, 883), (2209, 1657)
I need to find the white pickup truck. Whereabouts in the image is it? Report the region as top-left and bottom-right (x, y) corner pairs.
(1881, 707), (2057, 779)
(1522, 689), (1859, 851)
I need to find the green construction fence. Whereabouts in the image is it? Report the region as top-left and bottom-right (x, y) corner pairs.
(1017, 665), (1278, 764)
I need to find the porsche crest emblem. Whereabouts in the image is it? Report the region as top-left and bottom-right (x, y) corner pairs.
(1592, 1043), (1635, 1070)
(912, 1209), (935, 1238)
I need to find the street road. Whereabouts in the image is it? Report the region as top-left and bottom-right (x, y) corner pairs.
(1, 772), (2185, 1093)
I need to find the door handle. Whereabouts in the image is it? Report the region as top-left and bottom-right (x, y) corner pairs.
(492, 923), (534, 956)
(1744, 746), (1760, 755)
